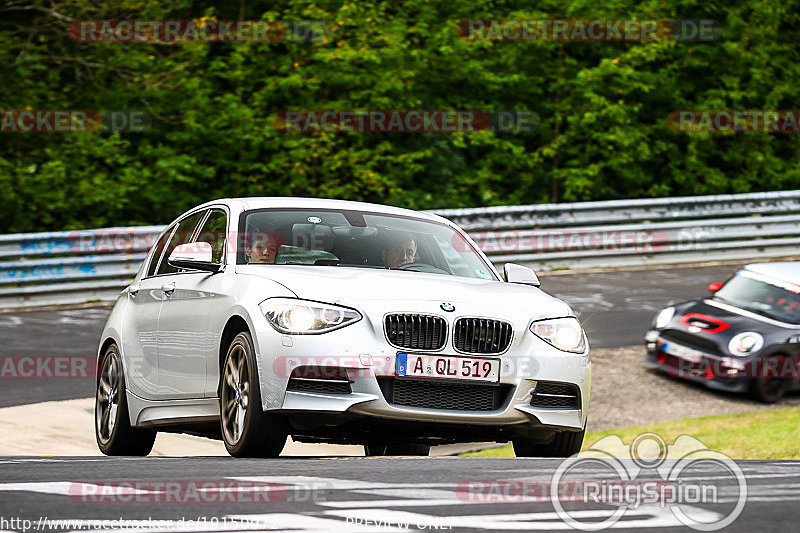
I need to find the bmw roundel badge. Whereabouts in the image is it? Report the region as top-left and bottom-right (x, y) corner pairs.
(440, 303), (455, 312)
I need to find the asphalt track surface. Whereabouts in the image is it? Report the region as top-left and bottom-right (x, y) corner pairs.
(0, 263), (744, 408)
(2, 263), (799, 533)
(0, 457), (797, 532)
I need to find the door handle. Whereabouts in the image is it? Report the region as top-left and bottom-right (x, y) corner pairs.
(160, 282), (176, 296)
(128, 283), (140, 297)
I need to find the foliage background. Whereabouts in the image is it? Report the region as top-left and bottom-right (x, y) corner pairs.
(2, 0), (800, 232)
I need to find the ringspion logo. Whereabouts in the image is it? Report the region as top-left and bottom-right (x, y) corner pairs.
(552, 433), (747, 530)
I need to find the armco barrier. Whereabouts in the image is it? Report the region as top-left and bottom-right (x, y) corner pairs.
(1, 191), (799, 308)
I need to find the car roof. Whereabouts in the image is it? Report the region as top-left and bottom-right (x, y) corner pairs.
(195, 197), (449, 224)
(744, 262), (800, 285)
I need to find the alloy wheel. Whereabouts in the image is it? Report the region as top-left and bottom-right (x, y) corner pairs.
(96, 352), (120, 444)
(222, 343), (250, 445)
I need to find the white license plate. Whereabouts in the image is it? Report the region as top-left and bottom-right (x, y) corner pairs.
(663, 342), (704, 363)
(396, 353), (500, 382)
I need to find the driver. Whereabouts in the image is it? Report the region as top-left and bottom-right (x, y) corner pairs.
(382, 235), (417, 268)
(247, 231), (285, 264)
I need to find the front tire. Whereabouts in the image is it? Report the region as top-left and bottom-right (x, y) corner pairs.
(95, 344), (156, 456)
(750, 356), (789, 403)
(513, 427), (585, 458)
(220, 331), (287, 457)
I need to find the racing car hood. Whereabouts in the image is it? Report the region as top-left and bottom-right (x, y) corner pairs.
(237, 264), (573, 317)
(664, 298), (798, 354)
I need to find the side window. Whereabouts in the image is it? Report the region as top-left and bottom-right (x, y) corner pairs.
(156, 210), (207, 276)
(146, 225), (175, 277)
(195, 208), (227, 264)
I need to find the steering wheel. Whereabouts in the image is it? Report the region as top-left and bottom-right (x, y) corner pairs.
(396, 262), (449, 275)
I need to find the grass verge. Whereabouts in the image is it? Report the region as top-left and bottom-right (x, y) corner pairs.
(463, 404), (800, 459)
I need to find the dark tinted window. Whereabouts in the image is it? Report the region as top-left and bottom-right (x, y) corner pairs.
(715, 271), (800, 324)
(238, 209), (496, 280)
(195, 208), (227, 264)
(146, 225), (175, 277)
(156, 210), (206, 276)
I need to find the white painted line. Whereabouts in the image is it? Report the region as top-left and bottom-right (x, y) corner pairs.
(350, 488), (458, 499)
(229, 476), (451, 491)
(322, 498), (463, 509)
(0, 482), (117, 496)
(230, 476), (388, 490)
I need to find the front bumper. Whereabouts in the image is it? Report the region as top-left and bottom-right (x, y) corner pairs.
(645, 332), (750, 393)
(252, 307), (591, 437)
(281, 361), (587, 431)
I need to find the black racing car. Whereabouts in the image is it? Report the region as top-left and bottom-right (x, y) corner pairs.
(646, 262), (800, 403)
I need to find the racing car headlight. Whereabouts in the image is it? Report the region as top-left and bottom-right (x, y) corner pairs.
(531, 317), (586, 353)
(259, 298), (361, 334)
(654, 306), (675, 329)
(728, 332), (764, 356)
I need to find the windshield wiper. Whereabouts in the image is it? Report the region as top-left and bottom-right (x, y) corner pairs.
(344, 264), (386, 270)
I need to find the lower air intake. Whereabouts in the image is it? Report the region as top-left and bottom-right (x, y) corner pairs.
(529, 381), (581, 409)
(378, 378), (511, 411)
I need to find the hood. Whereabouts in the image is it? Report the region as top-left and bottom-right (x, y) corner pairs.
(236, 264), (572, 315)
(666, 298), (795, 353)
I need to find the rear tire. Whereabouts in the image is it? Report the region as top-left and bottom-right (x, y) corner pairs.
(364, 443), (430, 456)
(513, 427), (585, 458)
(95, 344), (156, 456)
(220, 331), (287, 458)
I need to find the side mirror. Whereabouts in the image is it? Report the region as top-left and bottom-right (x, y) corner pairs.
(708, 282), (723, 293)
(504, 263), (540, 287)
(168, 242), (221, 273)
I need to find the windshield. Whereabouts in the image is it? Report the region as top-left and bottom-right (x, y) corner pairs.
(714, 270), (800, 324)
(237, 208), (497, 281)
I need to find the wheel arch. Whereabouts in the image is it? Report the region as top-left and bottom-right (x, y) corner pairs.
(218, 315), (252, 396)
(97, 336), (119, 385)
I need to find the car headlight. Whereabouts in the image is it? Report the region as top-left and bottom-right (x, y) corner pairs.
(530, 317), (586, 353)
(654, 307), (675, 329)
(259, 298), (361, 334)
(728, 332), (764, 356)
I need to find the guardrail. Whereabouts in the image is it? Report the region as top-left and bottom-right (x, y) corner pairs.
(2, 190), (799, 308)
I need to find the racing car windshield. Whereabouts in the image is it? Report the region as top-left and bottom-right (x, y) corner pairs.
(714, 270), (800, 324)
(237, 209), (498, 281)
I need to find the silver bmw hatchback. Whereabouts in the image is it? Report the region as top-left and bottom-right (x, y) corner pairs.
(95, 198), (590, 457)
